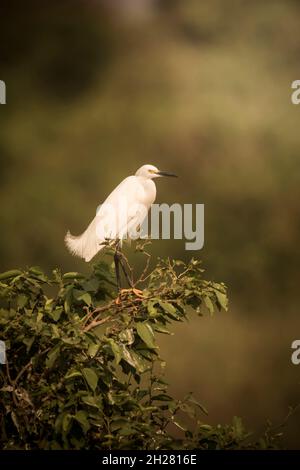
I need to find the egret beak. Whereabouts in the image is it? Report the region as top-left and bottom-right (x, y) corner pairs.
(156, 171), (178, 177)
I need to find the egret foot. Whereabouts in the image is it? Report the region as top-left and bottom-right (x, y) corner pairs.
(115, 288), (144, 304)
(120, 288), (144, 298)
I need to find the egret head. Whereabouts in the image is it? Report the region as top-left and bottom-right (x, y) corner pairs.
(135, 164), (177, 179)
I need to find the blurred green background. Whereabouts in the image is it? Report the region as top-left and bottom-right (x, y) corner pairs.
(1, 0), (300, 448)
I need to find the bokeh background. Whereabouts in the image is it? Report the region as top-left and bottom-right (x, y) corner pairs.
(1, 0), (300, 448)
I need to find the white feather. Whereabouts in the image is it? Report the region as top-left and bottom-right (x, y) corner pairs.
(65, 171), (157, 262)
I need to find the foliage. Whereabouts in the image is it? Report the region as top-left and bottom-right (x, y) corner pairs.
(0, 255), (277, 449)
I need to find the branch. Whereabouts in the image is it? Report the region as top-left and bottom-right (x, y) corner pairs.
(83, 315), (111, 333)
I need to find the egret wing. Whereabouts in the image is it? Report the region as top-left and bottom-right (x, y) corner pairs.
(65, 176), (151, 262)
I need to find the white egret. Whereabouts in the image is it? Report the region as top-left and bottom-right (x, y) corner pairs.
(65, 164), (177, 289)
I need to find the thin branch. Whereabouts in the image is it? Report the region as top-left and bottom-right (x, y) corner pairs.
(81, 300), (115, 328)
(14, 360), (32, 386)
(83, 315), (111, 333)
(5, 359), (32, 407)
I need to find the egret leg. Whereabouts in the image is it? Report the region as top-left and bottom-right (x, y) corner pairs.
(114, 245), (122, 291)
(114, 242), (134, 288)
(119, 255), (133, 288)
(114, 243), (143, 302)
(118, 254), (143, 297)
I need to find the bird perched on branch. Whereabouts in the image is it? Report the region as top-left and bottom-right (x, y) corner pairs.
(65, 164), (177, 290)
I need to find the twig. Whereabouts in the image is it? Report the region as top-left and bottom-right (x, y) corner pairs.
(268, 404), (300, 434)
(134, 240), (152, 286)
(137, 251), (151, 285)
(5, 359), (32, 407)
(81, 300), (115, 328)
(5, 361), (13, 386)
(83, 315), (111, 333)
(14, 360), (32, 386)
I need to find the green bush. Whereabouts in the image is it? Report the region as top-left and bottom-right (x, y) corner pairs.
(0, 255), (276, 449)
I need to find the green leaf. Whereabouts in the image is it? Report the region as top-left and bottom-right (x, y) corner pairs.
(82, 278), (99, 292)
(63, 272), (85, 280)
(120, 344), (138, 369)
(204, 296), (214, 315)
(119, 328), (134, 345)
(158, 301), (177, 315)
(23, 336), (34, 353)
(87, 342), (100, 358)
(81, 395), (102, 409)
(93, 261), (116, 286)
(186, 394), (208, 415)
(82, 368), (98, 392)
(152, 393), (173, 401)
(29, 266), (48, 281)
(17, 294), (28, 309)
(108, 339), (122, 365)
(215, 290), (228, 311)
(153, 323), (172, 335)
(46, 344), (61, 368)
(130, 351), (149, 373)
(0, 269), (22, 281)
(51, 324), (60, 338)
(62, 413), (73, 434)
(158, 301), (181, 320)
(136, 322), (156, 349)
(45, 298), (54, 312)
(50, 307), (63, 322)
(73, 290), (92, 306)
(37, 311), (43, 323)
(65, 369), (82, 380)
(147, 300), (158, 317)
(232, 416), (244, 439)
(74, 410), (90, 433)
(64, 286), (73, 314)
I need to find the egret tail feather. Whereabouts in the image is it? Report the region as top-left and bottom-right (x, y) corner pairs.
(64, 219), (104, 262)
